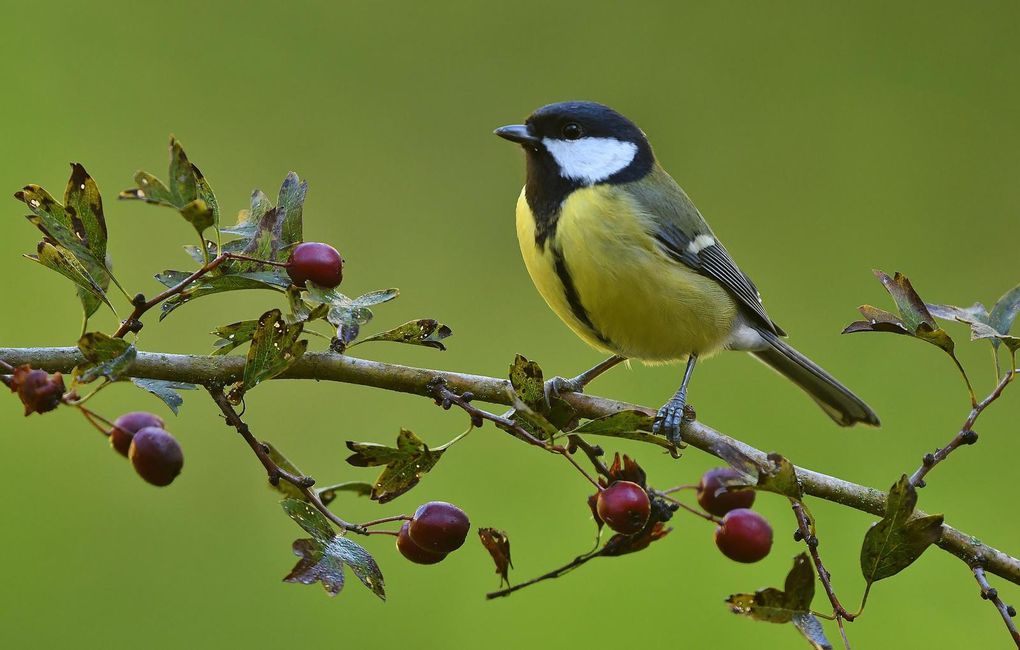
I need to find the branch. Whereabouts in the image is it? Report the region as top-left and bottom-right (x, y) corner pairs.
(909, 366), (1015, 487)
(3, 345), (1019, 586)
(973, 565), (1020, 648)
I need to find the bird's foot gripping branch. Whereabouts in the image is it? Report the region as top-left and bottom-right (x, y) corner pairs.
(4, 139), (1019, 649)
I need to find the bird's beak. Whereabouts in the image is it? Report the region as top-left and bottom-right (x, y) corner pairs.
(494, 124), (540, 145)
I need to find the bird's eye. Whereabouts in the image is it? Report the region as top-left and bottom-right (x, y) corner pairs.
(561, 122), (584, 140)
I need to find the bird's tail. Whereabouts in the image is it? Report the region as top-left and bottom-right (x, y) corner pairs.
(751, 329), (880, 427)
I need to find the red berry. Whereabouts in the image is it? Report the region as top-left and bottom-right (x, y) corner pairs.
(110, 411), (165, 457)
(714, 508), (773, 563)
(396, 521), (448, 565)
(697, 467), (755, 517)
(129, 427), (184, 487)
(408, 501), (470, 553)
(596, 481), (650, 534)
(286, 242), (343, 288)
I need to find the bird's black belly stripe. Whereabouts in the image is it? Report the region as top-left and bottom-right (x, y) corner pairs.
(551, 248), (611, 346)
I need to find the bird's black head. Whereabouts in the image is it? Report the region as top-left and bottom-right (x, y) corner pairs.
(495, 101), (655, 221)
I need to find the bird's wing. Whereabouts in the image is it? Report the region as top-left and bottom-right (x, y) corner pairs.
(626, 169), (785, 336)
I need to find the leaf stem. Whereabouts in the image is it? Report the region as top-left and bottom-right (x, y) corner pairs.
(486, 549), (604, 599)
(359, 514), (412, 528)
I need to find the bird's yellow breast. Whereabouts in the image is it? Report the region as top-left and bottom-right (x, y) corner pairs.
(515, 185), (738, 362)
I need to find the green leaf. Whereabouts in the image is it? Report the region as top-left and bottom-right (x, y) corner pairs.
(130, 378), (196, 414)
(211, 320), (259, 355)
(64, 163), (107, 263)
(119, 136), (215, 238)
(317, 482), (374, 506)
(26, 241), (113, 313)
(304, 285), (399, 349)
(239, 309), (307, 394)
(180, 199), (215, 233)
(355, 319), (453, 350)
(860, 475), (944, 585)
(843, 270), (958, 358)
(509, 354), (545, 410)
(280, 498), (385, 600)
(726, 553), (815, 624)
(282, 498), (335, 542)
(345, 429), (444, 503)
(265, 443), (308, 501)
(76, 332), (136, 383)
(756, 453), (802, 500)
(968, 320), (1020, 352)
(791, 613), (833, 650)
(276, 172), (306, 253)
(158, 272), (290, 320)
(570, 410), (678, 453)
(990, 285), (1020, 343)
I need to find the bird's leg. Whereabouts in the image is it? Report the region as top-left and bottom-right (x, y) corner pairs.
(545, 355), (627, 406)
(653, 353), (699, 445)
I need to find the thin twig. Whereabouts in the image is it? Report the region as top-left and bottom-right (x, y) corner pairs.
(791, 493), (856, 632)
(428, 378), (602, 489)
(111, 253), (287, 338)
(486, 550), (604, 599)
(658, 493), (722, 525)
(972, 565), (1020, 648)
(910, 364), (1015, 487)
(207, 387), (366, 535)
(3, 346), (1019, 586)
(566, 434), (612, 478)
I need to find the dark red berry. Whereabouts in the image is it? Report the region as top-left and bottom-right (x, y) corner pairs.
(396, 521), (447, 565)
(714, 508), (773, 563)
(129, 427), (184, 487)
(10, 366), (65, 416)
(408, 501), (470, 553)
(697, 467), (755, 517)
(110, 411), (165, 457)
(286, 242), (343, 288)
(596, 481), (651, 534)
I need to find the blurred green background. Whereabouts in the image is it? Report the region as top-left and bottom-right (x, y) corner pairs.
(2, 2), (1018, 648)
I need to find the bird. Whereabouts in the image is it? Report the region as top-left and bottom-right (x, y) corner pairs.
(494, 101), (879, 444)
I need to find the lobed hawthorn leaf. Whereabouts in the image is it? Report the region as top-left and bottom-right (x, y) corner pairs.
(929, 284), (1020, 352)
(726, 553), (814, 624)
(509, 354), (545, 410)
(303, 284), (399, 350)
(792, 613), (833, 650)
(354, 319), (453, 351)
(75, 331), (136, 384)
(285, 286), (328, 324)
(157, 271), (291, 320)
(16, 166), (120, 326)
(478, 528), (513, 587)
(130, 378), (195, 415)
(223, 172), (307, 271)
(280, 498), (385, 600)
(860, 475), (944, 585)
(119, 137), (219, 237)
(345, 429), (444, 503)
(843, 270), (959, 361)
(26, 240), (112, 314)
(236, 309), (307, 398)
(570, 410), (679, 455)
(211, 320), (259, 356)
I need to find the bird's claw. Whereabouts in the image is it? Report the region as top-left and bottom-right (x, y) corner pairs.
(544, 376), (583, 409)
(653, 395), (691, 446)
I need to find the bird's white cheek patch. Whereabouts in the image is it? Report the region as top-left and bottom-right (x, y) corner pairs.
(686, 234), (716, 254)
(542, 137), (638, 185)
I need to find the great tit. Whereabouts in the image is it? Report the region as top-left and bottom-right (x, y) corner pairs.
(495, 101), (879, 443)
